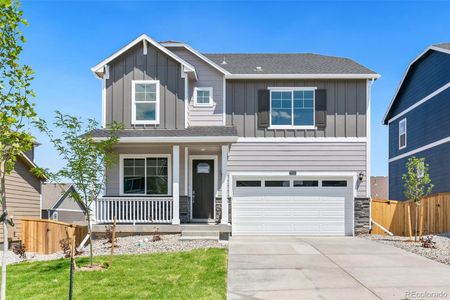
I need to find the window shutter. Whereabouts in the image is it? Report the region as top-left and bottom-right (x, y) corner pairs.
(315, 89), (327, 129)
(258, 89), (270, 128)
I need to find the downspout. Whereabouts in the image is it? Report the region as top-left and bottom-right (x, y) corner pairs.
(367, 78), (375, 233)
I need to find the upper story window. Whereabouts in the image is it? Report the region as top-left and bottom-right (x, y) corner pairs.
(194, 87), (213, 107)
(132, 80), (160, 124)
(399, 118), (407, 149)
(269, 88), (315, 128)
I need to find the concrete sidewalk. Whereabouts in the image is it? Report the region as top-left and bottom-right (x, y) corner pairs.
(228, 236), (450, 300)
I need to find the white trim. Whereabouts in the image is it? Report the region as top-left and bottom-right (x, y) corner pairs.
(223, 76), (226, 126)
(236, 137), (367, 143)
(268, 86), (317, 91)
(221, 145), (229, 224)
(193, 87), (214, 107)
(269, 88), (316, 129)
(101, 76), (106, 128)
(383, 45), (450, 124)
(95, 136), (238, 143)
(229, 171), (357, 236)
(160, 42), (231, 75)
(189, 155), (218, 222)
(172, 145), (180, 224)
(143, 39), (147, 55)
(182, 71), (189, 128)
(399, 118), (407, 150)
(119, 154), (172, 196)
(91, 34), (196, 77)
(389, 136), (450, 163)
(226, 74), (380, 80)
(184, 147), (188, 195)
(52, 208), (85, 213)
(388, 82), (450, 124)
(131, 80), (160, 125)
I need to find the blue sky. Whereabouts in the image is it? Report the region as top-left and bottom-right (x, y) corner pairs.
(21, 0), (450, 176)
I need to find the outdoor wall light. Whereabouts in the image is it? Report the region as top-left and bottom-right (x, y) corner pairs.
(359, 172), (365, 181)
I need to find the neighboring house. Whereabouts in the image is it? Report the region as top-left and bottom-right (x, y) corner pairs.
(90, 34), (379, 236)
(383, 43), (450, 201)
(370, 176), (388, 200)
(2, 147), (46, 242)
(41, 183), (86, 224)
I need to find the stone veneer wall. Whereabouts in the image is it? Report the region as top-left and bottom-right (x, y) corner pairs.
(354, 197), (370, 235)
(180, 196), (190, 223)
(215, 197), (232, 223)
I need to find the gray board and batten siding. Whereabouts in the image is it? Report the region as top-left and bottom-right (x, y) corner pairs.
(105, 43), (186, 129)
(225, 79), (367, 137)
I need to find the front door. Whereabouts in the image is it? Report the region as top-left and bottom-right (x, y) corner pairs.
(192, 159), (215, 220)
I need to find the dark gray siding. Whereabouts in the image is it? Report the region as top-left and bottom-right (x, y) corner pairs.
(389, 51), (450, 118)
(389, 141), (450, 200)
(105, 43), (185, 129)
(226, 79), (367, 137)
(389, 88), (450, 159)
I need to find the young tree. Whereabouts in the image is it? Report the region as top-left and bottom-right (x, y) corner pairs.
(0, 1), (36, 299)
(402, 157), (433, 241)
(34, 112), (122, 266)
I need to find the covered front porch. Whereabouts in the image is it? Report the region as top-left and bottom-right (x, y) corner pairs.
(94, 141), (232, 227)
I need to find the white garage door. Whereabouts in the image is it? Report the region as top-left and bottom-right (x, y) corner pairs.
(232, 178), (353, 236)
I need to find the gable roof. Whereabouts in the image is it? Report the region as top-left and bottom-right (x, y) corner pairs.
(161, 42), (231, 75)
(204, 53), (379, 79)
(19, 152), (47, 180)
(383, 43), (450, 124)
(41, 183), (83, 210)
(90, 34), (197, 79)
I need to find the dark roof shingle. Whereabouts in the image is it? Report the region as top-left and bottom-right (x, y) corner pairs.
(203, 53), (377, 75)
(88, 126), (238, 138)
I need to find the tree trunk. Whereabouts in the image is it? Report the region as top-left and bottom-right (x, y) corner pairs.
(86, 214), (93, 266)
(1, 167), (7, 300)
(1, 222), (7, 300)
(414, 203), (419, 242)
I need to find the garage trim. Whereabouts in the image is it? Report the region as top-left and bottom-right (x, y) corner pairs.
(229, 171), (358, 236)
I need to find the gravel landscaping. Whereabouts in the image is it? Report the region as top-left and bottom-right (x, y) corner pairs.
(1, 234), (227, 266)
(362, 233), (450, 266)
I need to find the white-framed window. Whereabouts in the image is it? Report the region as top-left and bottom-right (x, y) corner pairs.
(52, 211), (58, 221)
(269, 87), (316, 129)
(120, 154), (171, 196)
(399, 118), (407, 149)
(132, 80), (160, 124)
(194, 87), (213, 107)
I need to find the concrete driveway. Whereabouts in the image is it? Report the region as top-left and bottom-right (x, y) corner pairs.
(228, 236), (450, 300)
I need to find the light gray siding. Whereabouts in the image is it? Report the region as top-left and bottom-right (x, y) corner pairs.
(105, 144), (224, 197)
(226, 79), (367, 137)
(105, 43), (185, 129)
(168, 48), (224, 126)
(228, 141), (367, 197)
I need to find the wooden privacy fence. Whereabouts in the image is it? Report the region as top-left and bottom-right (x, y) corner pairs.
(21, 218), (88, 254)
(371, 193), (450, 236)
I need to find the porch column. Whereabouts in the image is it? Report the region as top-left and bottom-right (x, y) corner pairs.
(221, 145), (229, 224)
(172, 145), (180, 224)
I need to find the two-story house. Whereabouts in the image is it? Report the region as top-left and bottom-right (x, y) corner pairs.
(383, 43), (450, 200)
(90, 34), (379, 236)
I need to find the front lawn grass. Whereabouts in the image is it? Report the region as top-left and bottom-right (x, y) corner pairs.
(6, 248), (227, 300)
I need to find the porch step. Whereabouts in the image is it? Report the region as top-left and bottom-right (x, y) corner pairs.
(179, 230), (220, 240)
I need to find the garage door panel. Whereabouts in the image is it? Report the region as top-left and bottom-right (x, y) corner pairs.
(232, 180), (353, 236)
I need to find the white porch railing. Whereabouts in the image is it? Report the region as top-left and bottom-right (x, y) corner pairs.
(95, 197), (173, 224)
